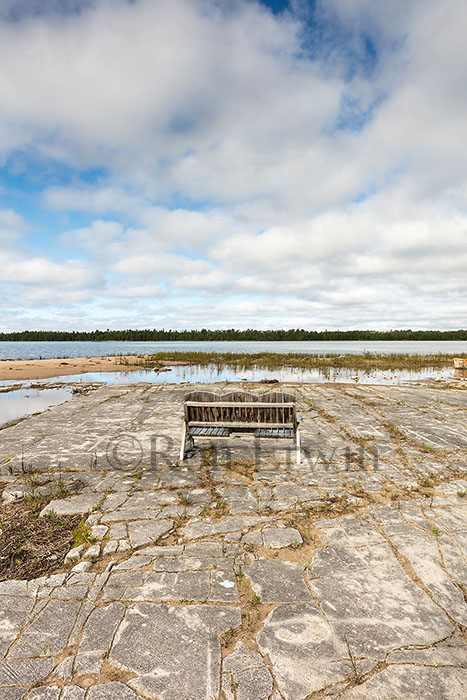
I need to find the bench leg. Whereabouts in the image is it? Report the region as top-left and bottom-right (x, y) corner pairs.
(296, 428), (301, 465)
(180, 425), (195, 462)
(180, 423), (187, 462)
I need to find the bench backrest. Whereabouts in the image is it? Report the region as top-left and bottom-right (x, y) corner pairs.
(184, 391), (297, 427)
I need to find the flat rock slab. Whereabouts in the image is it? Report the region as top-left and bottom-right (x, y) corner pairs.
(127, 518), (173, 548)
(245, 559), (313, 603)
(78, 602), (125, 655)
(344, 664), (467, 699)
(257, 604), (350, 699)
(122, 571), (211, 602)
(86, 683), (140, 699)
(8, 600), (81, 658)
(262, 526), (303, 548)
(182, 515), (271, 539)
(222, 641), (274, 700)
(389, 532), (467, 626)
(110, 603), (241, 700)
(0, 657), (54, 688)
(40, 493), (101, 516)
(28, 688), (61, 700)
(308, 562), (454, 657)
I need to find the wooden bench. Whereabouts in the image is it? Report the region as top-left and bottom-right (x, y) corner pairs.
(180, 390), (301, 464)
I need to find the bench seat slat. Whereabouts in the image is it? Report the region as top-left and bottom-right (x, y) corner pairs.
(189, 426), (231, 437)
(188, 421), (294, 429)
(255, 428), (294, 438)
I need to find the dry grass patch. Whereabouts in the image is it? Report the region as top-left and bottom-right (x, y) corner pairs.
(0, 496), (81, 580)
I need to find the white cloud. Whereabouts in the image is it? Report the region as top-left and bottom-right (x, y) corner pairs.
(0, 257), (100, 288)
(0, 1), (467, 330)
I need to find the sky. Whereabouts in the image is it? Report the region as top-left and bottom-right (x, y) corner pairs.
(0, 0), (466, 332)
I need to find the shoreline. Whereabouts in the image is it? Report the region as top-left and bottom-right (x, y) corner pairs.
(0, 355), (159, 381)
(0, 351), (466, 382)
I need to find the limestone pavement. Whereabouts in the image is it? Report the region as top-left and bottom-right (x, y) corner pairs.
(0, 382), (466, 698)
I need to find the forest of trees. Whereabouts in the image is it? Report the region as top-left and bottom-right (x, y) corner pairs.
(1, 329), (467, 341)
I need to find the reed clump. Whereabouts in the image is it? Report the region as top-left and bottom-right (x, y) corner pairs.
(135, 351), (464, 371)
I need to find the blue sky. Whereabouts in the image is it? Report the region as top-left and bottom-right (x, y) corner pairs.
(1, 0), (466, 331)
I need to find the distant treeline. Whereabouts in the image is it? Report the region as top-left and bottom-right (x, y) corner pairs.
(1, 329), (467, 341)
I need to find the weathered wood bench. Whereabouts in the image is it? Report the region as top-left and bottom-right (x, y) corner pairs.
(180, 390), (301, 464)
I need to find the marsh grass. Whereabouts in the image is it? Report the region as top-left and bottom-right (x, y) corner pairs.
(121, 351), (465, 371)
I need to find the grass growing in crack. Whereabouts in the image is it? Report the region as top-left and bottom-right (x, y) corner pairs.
(235, 567), (244, 583)
(303, 399), (337, 424)
(344, 634), (363, 683)
(386, 422), (405, 438)
(345, 432), (376, 447)
(202, 443), (216, 469)
(384, 422), (441, 456)
(420, 442), (437, 454)
(198, 444), (233, 520)
(249, 592), (262, 607)
(430, 524), (440, 536)
(220, 571), (272, 655)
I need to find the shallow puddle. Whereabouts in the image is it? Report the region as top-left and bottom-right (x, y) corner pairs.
(0, 387), (73, 426)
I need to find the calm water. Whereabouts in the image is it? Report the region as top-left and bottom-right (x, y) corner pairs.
(1, 339), (467, 360)
(0, 387), (73, 425)
(0, 363), (457, 387)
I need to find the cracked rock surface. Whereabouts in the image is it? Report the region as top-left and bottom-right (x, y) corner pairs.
(0, 382), (466, 698)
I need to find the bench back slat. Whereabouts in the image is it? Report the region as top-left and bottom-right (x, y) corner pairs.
(184, 391), (296, 427)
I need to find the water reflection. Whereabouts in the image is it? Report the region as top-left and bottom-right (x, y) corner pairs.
(0, 387), (73, 426)
(4, 363), (455, 386)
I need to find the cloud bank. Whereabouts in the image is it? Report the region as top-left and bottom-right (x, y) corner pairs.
(0, 0), (466, 330)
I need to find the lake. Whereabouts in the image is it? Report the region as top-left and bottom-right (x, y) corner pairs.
(1, 339), (467, 360)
